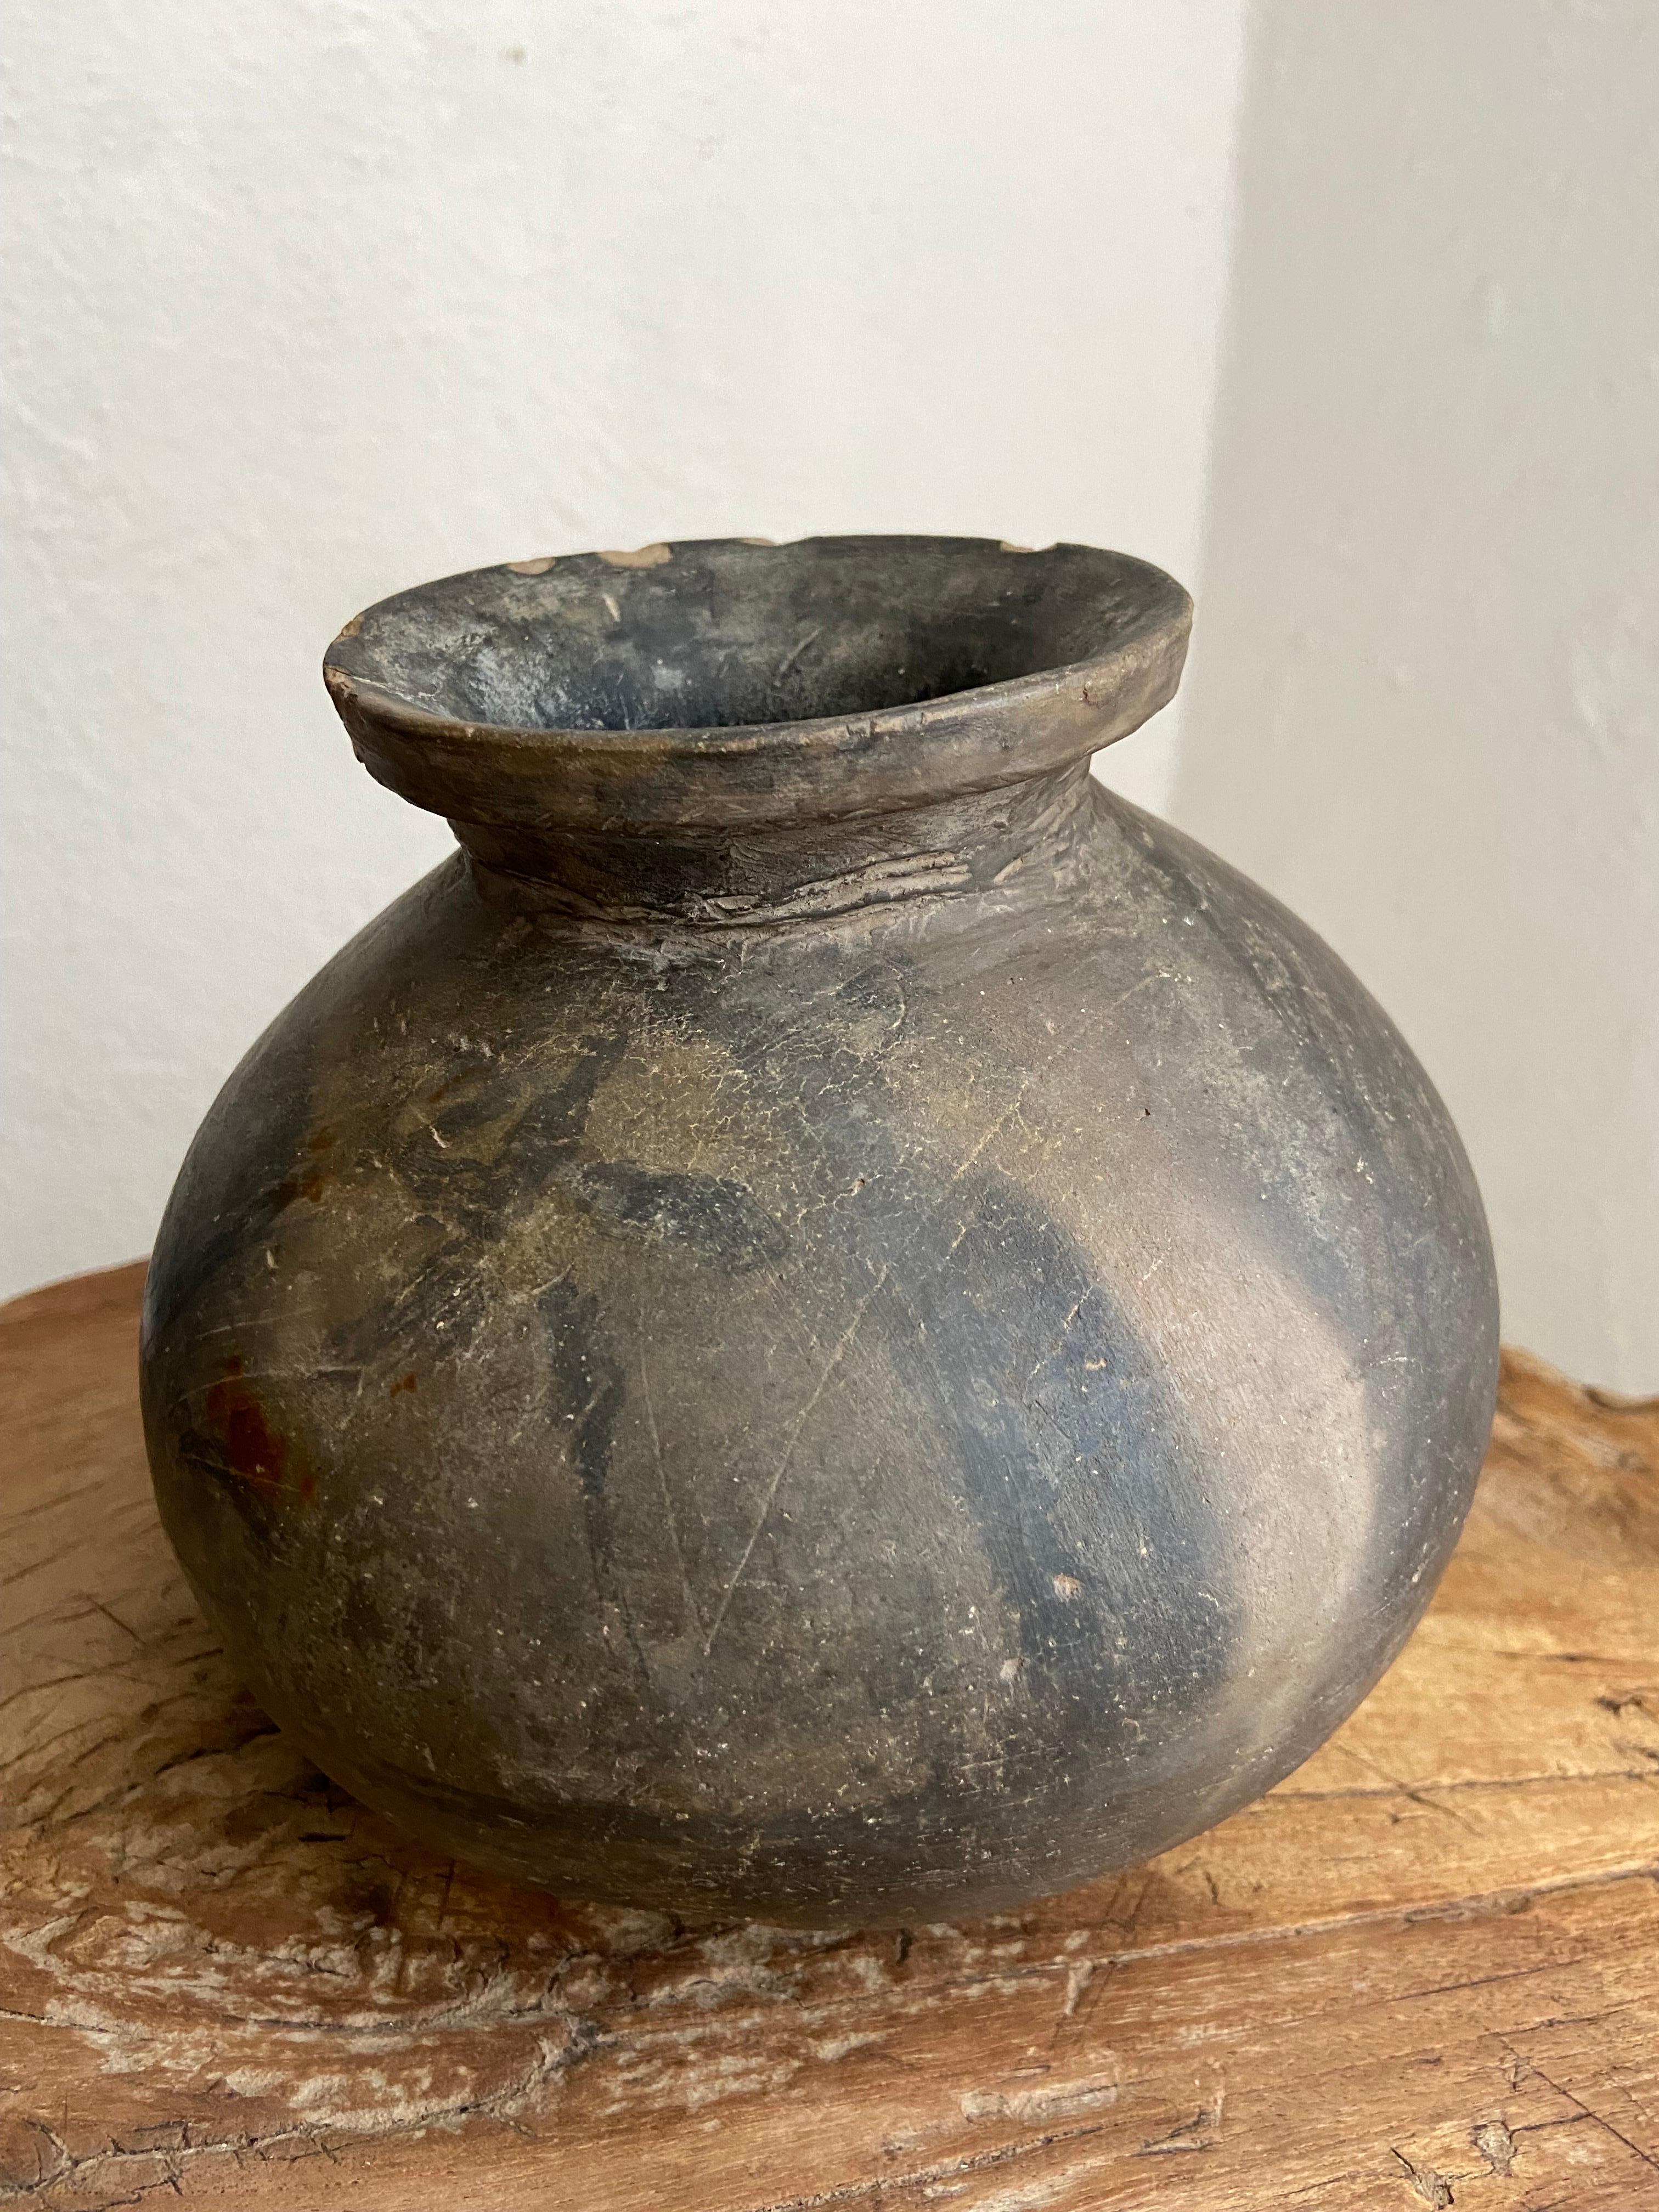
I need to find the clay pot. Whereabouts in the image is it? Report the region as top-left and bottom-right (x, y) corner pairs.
(140, 537), (1498, 1926)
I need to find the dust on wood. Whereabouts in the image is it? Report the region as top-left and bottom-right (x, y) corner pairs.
(3, 1268), (1657, 2209)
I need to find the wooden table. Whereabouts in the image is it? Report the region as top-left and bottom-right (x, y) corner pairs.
(3, 1265), (1657, 2210)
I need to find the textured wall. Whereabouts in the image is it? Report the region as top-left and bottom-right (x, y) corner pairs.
(1176, 0), (1659, 1390)
(1, 0), (1248, 1298)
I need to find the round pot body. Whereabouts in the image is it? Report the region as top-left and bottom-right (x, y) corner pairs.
(141, 538), (1499, 1926)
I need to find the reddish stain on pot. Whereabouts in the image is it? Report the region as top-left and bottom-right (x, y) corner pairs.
(270, 1127), (338, 1211)
(272, 1168), (330, 1208)
(205, 1357), (315, 1503)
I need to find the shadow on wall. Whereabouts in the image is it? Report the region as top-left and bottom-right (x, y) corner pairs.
(1170, 0), (1659, 1393)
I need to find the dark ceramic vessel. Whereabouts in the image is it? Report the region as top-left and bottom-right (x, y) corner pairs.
(141, 537), (1499, 1926)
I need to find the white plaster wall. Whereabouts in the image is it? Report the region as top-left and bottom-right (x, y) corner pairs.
(1, 0), (1249, 1299)
(1175, 0), (1659, 1390)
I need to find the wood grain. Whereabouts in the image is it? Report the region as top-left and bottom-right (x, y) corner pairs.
(2, 1264), (1657, 2209)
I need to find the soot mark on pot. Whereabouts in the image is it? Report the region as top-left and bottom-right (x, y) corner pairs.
(567, 1163), (788, 1272)
(538, 1277), (652, 1686)
(1115, 803), (1493, 1554)
(1121, 811), (1420, 1281)
(540, 1278), (627, 1508)
(879, 1171), (1224, 1719)
(328, 1034), (631, 1373)
(398, 1033), (624, 1204)
(692, 947), (1240, 1790)
(144, 1017), (320, 1343)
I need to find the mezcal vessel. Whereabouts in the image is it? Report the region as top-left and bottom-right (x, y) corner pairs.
(142, 537), (1499, 1925)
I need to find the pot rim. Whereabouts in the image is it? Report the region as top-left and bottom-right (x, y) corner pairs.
(323, 534), (1191, 837)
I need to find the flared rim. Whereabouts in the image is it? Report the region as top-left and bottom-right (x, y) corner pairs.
(324, 535), (1191, 835)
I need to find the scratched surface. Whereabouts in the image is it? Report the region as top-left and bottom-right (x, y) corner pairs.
(136, 536), (1498, 1929)
(3, 1266), (1657, 2208)
(136, 769), (1498, 1925)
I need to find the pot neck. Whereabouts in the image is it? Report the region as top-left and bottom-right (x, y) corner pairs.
(455, 761), (1097, 933)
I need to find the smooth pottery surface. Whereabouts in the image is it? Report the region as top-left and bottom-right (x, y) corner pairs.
(139, 537), (1499, 1925)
